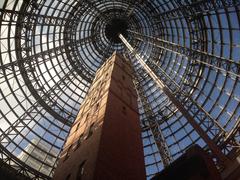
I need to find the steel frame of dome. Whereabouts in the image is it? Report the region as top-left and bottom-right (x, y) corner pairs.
(0, 0), (240, 179)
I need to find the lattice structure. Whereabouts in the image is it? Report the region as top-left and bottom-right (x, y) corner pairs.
(0, 0), (240, 179)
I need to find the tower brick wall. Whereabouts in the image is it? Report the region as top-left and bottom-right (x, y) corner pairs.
(53, 52), (146, 180)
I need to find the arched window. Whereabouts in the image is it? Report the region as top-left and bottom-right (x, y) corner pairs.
(86, 123), (95, 139)
(76, 160), (87, 180)
(76, 123), (80, 132)
(73, 134), (83, 151)
(95, 103), (99, 111)
(122, 106), (127, 115)
(63, 145), (72, 162)
(65, 174), (71, 180)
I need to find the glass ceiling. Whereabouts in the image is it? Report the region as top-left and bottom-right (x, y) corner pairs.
(0, 0), (240, 179)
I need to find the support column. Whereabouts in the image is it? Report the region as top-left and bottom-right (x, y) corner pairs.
(132, 65), (173, 167)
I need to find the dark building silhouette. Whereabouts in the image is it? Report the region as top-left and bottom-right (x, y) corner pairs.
(151, 145), (222, 180)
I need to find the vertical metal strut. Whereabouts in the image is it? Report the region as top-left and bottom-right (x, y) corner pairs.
(130, 62), (173, 167)
(119, 34), (230, 166)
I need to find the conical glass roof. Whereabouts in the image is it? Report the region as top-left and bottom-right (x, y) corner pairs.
(0, 0), (239, 179)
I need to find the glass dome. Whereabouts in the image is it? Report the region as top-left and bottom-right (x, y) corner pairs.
(0, 0), (239, 179)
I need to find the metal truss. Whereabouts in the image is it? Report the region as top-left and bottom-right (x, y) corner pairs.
(120, 33), (232, 166)
(132, 65), (173, 167)
(154, 0), (240, 21)
(0, 0), (240, 179)
(129, 31), (240, 79)
(15, 1), (79, 126)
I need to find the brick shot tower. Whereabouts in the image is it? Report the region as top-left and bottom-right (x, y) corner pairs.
(53, 52), (146, 180)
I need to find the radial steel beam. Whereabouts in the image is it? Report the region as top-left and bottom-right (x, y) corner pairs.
(129, 30), (240, 79)
(83, 0), (108, 23)
(14, 1), (73, 126)
(0, 69), (77, 179)
(0, 8), (71, 26)
(0, 36), (93, 71)
(152, 0), (240, 22)
(63, 3), (98, 82)
(119, 33), (230, 166)
(132, 66), (173, 167)
(223, 118), (240, 150)
(124, 0), (145, 17)
(0, 69), (76, 147)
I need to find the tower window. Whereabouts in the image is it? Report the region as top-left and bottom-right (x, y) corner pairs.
(86, 123), (95, 139)
(95, 103), (99, 111)
(63, 145), (72, 162)
(73, 134), (83, 151)
(76, 123), (80, 131)
(84, 113), (89, 123)
(122, 63), (125, 69)
(65, 174), (71, 180)
(101, 81), (105, 87)
(122, 106), (127, 115)
(77, 160), (86, 180)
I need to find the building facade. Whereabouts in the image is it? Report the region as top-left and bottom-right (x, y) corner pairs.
(53, 52), (146, 180)
(17, 138), (57, 176)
